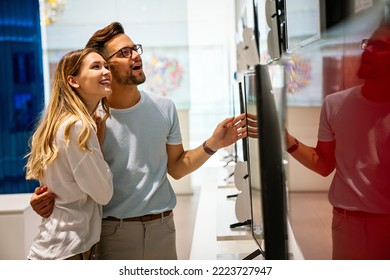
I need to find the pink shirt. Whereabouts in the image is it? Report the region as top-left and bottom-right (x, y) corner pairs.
(318, 85), (390, 214)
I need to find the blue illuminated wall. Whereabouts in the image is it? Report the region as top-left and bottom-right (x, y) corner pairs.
(0, 0), (44, 193)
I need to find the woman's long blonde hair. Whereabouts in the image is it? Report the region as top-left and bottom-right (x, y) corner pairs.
(25, 48), (110, 181)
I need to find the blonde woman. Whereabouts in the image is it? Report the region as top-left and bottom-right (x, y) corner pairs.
(25, 48), (114, 260)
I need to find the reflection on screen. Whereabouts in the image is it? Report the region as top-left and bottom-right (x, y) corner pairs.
(285, 0), (321, 52)
(244, 63), (288, 259)
(243, 71), (264, 250)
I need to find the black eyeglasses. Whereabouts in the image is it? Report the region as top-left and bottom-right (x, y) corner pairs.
(107, 44), (143, 60)
(361, 39), (390, 52)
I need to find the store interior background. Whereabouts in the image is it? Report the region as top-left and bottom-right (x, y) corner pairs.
(0, 0), (385, 259)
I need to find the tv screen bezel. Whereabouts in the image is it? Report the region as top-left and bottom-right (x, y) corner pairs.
(244, 63), (289, 260)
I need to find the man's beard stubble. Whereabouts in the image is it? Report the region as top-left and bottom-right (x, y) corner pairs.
(110, 66), (146, 86)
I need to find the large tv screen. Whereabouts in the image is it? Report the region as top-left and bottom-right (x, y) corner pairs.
(243, 63), (288, 259)
(284, 0), (321, 52)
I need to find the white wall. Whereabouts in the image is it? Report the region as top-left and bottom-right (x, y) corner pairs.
(186, 0), (236, 187)
(45, 0), (189, 49)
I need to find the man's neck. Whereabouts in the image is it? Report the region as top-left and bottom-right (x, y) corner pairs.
(107, 84), (141, 109)
(362, 80), (390, 103)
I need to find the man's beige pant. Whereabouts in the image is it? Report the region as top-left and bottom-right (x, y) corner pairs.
(95, 213), (177, 260)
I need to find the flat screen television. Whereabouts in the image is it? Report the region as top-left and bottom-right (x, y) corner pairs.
(243, 63), (288, 260)
(254, 0), (286, 62)
(228, 81), (248, 165)
(284, 0), (321, 52)
(238, 81), (248, 162)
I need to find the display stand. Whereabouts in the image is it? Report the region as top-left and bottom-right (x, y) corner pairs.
(230, 219), (251, 229)
(243, 249), (264, 260)
(232, 161), (251, 224)
(190, 167), (305, 260)
(0, 193), (40, 259)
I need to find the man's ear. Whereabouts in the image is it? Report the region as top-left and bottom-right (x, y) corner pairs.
(67, 75), (80, 88)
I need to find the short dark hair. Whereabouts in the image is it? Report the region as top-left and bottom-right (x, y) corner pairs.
(85, 22), (125, 57)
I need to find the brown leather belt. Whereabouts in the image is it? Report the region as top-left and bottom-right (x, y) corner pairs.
(333, 207), (390, 218)
(103, 210), (172, 222)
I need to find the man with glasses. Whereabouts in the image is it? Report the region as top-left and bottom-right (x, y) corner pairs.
(30, 22), (250, 260)
(285, 22), (390, 259)
(105, 44), (143, 61)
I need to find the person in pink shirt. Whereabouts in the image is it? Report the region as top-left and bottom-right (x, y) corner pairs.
(285, 22), (390, 259)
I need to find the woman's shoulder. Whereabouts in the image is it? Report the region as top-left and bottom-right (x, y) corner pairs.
(57, 117), (82, 133)
(57, 117), (94, 144)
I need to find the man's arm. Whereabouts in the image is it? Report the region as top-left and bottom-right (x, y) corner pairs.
(286, 130), (336, 177)
(167, 113), (248, 179)
(30, 186), (55, 218)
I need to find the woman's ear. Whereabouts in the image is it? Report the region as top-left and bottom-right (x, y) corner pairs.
(67, 75), (80, 88)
